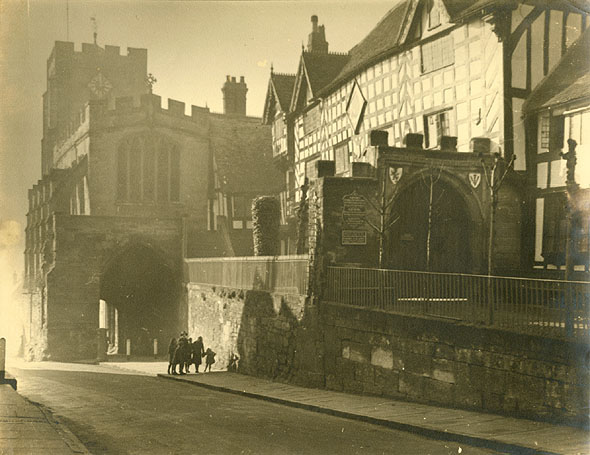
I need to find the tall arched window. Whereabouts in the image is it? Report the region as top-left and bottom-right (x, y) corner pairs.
(117, 134), (181, 203)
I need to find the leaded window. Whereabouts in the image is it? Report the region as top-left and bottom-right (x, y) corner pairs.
(421, 34), (454, 73)
(117, 134), (180, 203)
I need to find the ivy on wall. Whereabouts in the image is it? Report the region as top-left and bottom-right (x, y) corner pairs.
(252, 196), (280, 256)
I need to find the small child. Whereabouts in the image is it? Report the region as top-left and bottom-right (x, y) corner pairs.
(228, 353), (239, 372)
(204, 348), (216, 372)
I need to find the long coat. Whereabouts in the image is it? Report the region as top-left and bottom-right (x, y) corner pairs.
(173, 337), (191, 365)
(191, 339), (204, 365)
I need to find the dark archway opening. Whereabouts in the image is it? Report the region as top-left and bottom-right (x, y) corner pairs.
(100, 245), (179, 356)
(388, 179), (471, 273)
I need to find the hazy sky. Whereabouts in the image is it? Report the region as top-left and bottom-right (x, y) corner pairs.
(0, 0), (395, 270)
(0, 1), (395, 346)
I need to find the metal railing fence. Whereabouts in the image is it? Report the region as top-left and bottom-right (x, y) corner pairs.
(326, 266), (590, 339)
(185, 255), (309, 295)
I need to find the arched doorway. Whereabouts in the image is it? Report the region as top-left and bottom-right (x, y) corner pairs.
(99, 245), (179, 356)
(388, 177), (472, 273)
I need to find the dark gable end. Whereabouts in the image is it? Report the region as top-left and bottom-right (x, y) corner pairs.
(290, 56), (308, 112)
(273, 73), (297, 112)
(262, 78), (277, 125)
(290, 51), (350, 111)
(263, 73), (296, 124)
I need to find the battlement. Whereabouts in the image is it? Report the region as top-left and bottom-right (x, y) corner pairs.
(57, 94), (212, 142)
(51, 40), (147, 60)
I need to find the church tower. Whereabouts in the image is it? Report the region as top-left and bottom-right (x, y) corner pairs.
(42, 41), (148, 175)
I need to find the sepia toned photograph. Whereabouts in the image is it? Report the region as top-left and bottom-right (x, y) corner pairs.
(1, 0), (589, 453)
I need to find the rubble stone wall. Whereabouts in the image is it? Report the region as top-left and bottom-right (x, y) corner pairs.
(188, 280), (589, 424)
(187, 284), (323, 387)
(323, 302), (589, 425)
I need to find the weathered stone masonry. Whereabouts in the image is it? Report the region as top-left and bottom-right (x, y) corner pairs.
(323, 302), (589, 425)
(187, 285), (323, 388)
(41, 213), (183, 360)
(187, 171), (589, 425)
(188, 284), (589, 425)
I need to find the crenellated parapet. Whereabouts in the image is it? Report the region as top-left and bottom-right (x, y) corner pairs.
(49, 40), (147, 63)
(52, 93), (213, 169)
(75, 93), (212, 124)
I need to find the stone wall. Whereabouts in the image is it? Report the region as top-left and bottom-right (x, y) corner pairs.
(187, 278), (589, 424)
(323, 302), (589, 425)
(35, 213), (184, 361)
(187, 284), (323, 387)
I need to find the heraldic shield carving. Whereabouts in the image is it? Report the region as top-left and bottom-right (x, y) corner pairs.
(389, 167), (403, 185)
(469, 172), (481, 188)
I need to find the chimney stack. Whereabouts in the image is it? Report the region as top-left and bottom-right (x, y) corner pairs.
(222, 75), (248, 116)
(307, 15), (329, 54)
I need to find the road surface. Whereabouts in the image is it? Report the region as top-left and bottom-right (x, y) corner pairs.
(11, 362), (498, 455)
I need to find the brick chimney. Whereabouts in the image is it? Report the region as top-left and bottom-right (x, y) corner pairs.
(222, 75), (248, 115)
(307, 15), (329, 54)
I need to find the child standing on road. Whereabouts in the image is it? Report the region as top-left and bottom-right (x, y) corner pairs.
(204, 348), (216, 372)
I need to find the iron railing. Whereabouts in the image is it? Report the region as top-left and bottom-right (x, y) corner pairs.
(326, 266), (590, 339)
(185, 255), (309, 295)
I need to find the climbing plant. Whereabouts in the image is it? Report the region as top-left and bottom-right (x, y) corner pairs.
(252, 196), (280, 256)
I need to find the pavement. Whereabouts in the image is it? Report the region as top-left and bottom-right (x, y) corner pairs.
(0, 383), (89, 455)
(159, 365), (588, 455)
(2, 359), (589, 454)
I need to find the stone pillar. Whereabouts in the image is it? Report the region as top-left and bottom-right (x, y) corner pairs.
(96, 328), (107, 362)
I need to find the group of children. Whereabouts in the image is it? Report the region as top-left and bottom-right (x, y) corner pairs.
(167, 332), (216, 375)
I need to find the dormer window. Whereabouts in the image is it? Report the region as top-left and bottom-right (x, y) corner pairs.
(427, 0), (441, 30)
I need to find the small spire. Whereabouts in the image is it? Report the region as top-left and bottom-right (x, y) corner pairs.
(270, 62), (274, 74)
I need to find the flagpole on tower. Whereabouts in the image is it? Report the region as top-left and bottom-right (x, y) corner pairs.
(66, 0), (69, 41)
(91, 16), (98, 45)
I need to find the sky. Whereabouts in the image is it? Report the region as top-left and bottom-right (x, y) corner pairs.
(0, 0), (395, 351)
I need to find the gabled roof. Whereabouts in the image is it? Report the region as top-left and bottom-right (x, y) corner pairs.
(524, 27), (590, 113)
(315, 0), (590, 98)
(210, 114), (283, 193)
(273, 73), (297, 110)
(331, 0), (413, 89)
(302, 51), (350, 96)
(290, 51), (350, 111)
(443, 0), (590, 21)
(262, 72), (296, 124)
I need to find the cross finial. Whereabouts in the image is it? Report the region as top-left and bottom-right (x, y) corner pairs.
(145, 73), (157, 94)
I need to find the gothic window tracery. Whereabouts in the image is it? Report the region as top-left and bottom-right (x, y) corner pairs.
(117, 134), (180, 203)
